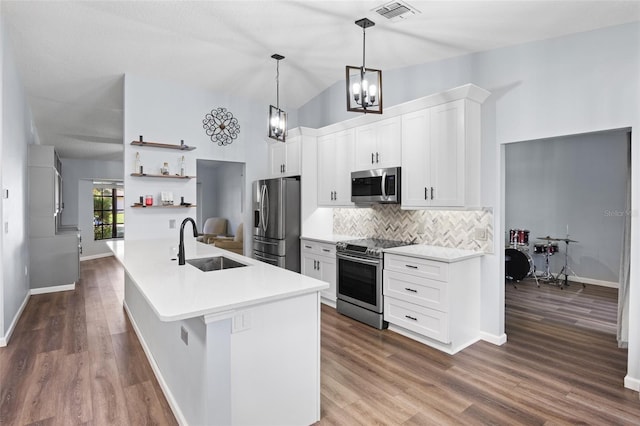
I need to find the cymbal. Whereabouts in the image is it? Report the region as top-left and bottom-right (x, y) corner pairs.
(537, 236), (560, 241)
(537, 236), (578, 243)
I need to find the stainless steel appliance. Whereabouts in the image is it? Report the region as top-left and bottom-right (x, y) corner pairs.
(252, 176), (301, 272)
(351, 167), (400, 204)
(336, 238), (408, 329)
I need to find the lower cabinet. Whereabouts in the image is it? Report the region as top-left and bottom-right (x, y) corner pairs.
(301, 239), (337, 303)
(383, 253), (480, 354)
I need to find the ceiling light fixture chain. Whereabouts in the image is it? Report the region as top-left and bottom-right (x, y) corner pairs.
(268, 53), (287, 142)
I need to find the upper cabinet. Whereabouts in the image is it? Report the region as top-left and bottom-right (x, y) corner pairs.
(268, 135), (301, 177)
(353, 116), (401, 171)
(401, 98), (482, 209)
(317, 129), (354, 207)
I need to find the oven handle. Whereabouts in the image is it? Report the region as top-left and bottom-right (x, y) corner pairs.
(337, 252), (381, 266)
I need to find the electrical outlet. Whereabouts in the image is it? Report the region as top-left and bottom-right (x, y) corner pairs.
(232, 312), (252, 333)
(4, 222), (8, 234)
(169, 219), (176, 229)
(180, 326), (189, 345)
(474, 227), (487, 241)
(416, 221), (426, 234)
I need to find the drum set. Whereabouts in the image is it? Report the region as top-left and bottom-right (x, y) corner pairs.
(505, 228), (579, 289)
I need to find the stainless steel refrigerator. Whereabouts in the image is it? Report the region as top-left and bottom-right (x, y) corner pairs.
(252, 176), (301, 272)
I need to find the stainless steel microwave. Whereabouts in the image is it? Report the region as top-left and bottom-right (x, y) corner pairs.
(351, 167), (400, 204)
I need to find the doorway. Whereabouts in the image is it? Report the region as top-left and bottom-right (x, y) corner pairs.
(503, 128), (631, 340)
(196, 159), (246, 239)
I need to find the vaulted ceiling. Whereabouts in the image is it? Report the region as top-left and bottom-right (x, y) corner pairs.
(3, 1), (639, 160)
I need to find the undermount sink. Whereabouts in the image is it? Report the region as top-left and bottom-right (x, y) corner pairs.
(186, 256), (248, 272)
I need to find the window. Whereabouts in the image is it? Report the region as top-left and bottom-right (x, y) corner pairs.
(94, 186), (124, 240)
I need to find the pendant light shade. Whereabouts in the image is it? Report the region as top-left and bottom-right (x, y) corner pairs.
(269, 54), (287, 141)
(346, 18), (383, 114)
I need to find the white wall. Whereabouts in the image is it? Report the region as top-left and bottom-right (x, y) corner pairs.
(298, 22), (640, 389)
(0, 16), (38, 343)
(123, 74), (268, 258)
(505, 130), (629, 285)
(60, 158), (124, 258)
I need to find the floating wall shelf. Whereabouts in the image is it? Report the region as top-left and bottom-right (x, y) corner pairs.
(130, 205), (196, 209)
(131, 139), (196, 151)
(130, 173), (195, 179)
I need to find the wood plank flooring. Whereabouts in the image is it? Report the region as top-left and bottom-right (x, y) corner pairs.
(0, 257), (176, 426)
(1, 257), (638, 425)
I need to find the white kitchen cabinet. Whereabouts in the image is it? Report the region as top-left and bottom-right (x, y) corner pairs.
(269, 135), (301, 177)
(317, 129), (354, 206)
(301, 239), (337, 303)
(401, 98), (482, 208)
(353, 116), (401, 171)
(383, 252), (481, 354)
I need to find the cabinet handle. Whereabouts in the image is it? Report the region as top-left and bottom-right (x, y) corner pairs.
(430, 187), (434, 200)
(305, 245), (312, 249)
(322, 248), (331, 253)
(424, 187), (427, 200)
(334, 191), (337, 200)
(404, 287), (418, 293)
(371, 153), (374, 164)
(405, 264), (418, 269)
(376, 152), (379, 163)
(405, 315), (418, 321)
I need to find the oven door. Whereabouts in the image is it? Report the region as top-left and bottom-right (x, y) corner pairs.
(336, 252), (383, 313)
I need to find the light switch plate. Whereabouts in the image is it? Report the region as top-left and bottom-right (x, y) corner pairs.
(474, 227), (487, 241)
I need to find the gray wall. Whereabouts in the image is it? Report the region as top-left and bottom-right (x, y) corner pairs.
(1, 16), (37, 340)
(60, 158), (124, 258)
(505, 130), (629, 284)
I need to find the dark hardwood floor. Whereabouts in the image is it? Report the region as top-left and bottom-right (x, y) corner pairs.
(1, 257), (638, 425)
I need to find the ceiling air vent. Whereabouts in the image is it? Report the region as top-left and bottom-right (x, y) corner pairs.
(373, 1), (421, 22)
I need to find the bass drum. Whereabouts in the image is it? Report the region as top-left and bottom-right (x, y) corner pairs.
(505, 248), (533, 281)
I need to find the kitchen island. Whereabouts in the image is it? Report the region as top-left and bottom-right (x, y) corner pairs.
(108, 238), (328, 426)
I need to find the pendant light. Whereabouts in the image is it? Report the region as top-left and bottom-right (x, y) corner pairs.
(346, 18), (383, 114)
(268, 53), (287, 141)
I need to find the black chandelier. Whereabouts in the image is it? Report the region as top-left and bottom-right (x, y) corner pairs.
(268, 53), (287, 141)
(346, 18), (382, 114)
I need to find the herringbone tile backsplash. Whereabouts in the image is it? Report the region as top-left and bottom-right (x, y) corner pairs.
(333, 205), (494, 253)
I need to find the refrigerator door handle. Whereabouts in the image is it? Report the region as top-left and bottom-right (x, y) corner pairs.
(262, 184), (269, 233)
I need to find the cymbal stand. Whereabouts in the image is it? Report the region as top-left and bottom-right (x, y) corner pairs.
(556, 238), (581, 289)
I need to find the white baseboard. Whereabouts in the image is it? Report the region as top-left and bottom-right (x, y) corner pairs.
(566, 275), (618, 288)
(123, 301), (187, 425)
(0, 291), (31, 347)
(624, 375), (640, 392)
(81, 252), (114, 261)
(480, 331), (507, 346)
(30, 283), (75, 295)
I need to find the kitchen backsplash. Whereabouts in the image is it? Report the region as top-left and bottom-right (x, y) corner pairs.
(333, 205), (494, 253)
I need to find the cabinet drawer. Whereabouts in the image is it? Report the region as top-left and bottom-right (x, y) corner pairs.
(384, 297), (450, 344)
(383, 270), (448, 312)
(384, 254), (448, 281)
(301, 240), (336, 257)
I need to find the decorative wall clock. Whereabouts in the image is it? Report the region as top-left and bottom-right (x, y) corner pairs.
(203, 107), (240, 146)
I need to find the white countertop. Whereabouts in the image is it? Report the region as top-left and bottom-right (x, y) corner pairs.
(300, 234), (360, 244)
(384, 244), (484, 263)
(107, 239), (328, 322)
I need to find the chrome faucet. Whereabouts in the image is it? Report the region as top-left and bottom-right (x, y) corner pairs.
(178, 217), (199, 265)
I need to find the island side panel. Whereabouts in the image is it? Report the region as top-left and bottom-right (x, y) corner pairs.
(229, 292), (321, 425)
(124, 272), (217, 425)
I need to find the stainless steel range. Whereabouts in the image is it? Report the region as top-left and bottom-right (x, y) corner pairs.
(336, 238), (409, 329)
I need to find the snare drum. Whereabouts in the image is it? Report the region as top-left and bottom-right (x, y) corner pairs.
(505, 248), (534, 281)
(534, 243), (559, 255)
